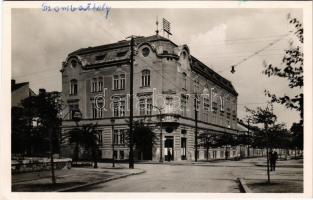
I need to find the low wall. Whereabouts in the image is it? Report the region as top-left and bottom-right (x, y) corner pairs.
(12, 158), (72, 174)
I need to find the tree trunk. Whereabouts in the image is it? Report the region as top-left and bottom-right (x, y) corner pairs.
(93, 147), (98, 168)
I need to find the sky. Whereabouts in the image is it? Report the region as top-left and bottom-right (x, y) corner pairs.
(11, 8), (303, 128)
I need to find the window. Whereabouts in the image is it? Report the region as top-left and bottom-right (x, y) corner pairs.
(146, 98), (152, 115)
(113, 102), (119, 117)
(182, 72), (187, 89)
(70, 79), (78, 95)
(139, 99), (145, 115)
(98, 77), (103, 92)
(141, 70), (150, 87)
(113, 74), (125, 90)
(117, 50), (128, 57)
(220, 97), (224, 111)
(95, 54), (106, 61)
(71, 60), (77, 68)
(193, 78), (200, 93)
(91, 78), (97, 92)
(113, 75), (119, 90)
(97, 101), (103, 118)
(120, 74), (125, 90)
(69, 104), (79, 120)
(92, 102), (97, 119)
(139, 97), (152, 115)
(142, 47), (150, 57)
(119, 150), (124, 160)
(203, 96), (210, 122)
(119, 100), (125, 117)
(181, 95), (187, 117)
(113, 129), (126, 145)
(113, 130), (119, 144)
(112, 98), (126, 117)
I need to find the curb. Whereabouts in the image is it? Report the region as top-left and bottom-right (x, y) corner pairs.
(237, 178), (252, 193)
(57, 169), (146, 192)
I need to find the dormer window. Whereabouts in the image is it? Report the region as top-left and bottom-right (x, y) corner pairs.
(182, 52), (187, 59)
(117, 51), (127, 57)
(71, 60), (77, 68)
(95, 54), (106, 61)
(70, 79), (78, 95)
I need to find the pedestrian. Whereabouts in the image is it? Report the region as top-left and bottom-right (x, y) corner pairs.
(273, 151), (278, 171)
(269, 150), (274, 171)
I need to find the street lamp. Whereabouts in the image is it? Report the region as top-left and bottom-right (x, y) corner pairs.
(111, 118), (115, 168)
(153, 106), (164, 163)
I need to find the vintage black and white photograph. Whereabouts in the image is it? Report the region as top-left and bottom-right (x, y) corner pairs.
(2, 1), (312, 196)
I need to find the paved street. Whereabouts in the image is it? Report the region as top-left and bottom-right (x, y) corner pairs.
(78, 158), (303, 192)
(78, 164), (241, 192)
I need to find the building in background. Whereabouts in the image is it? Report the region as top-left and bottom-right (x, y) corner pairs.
(11, 79), (35, 107)
(60, 34), (240, 161)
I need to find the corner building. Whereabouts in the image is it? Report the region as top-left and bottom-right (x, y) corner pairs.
(61, 34), (239, 161)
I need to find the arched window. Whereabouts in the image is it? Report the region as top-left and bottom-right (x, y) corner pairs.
(182, 72), (187, 89)
(141, 69), (150, 87)
(70, 79), (78, 95)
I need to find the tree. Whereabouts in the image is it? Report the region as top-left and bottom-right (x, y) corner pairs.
(246, 105), (277, 184)
(126, 119), (157, 160)
(21, 89), (62, 185)
(263, 16), (303, 124)
(12, 107), (29, 156)
(290, 122), (303, 158)
(68, 123), (101, 168)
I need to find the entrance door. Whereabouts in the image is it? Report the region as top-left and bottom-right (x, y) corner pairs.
(181, 138), (187, 160)
(164, 136), (174, 161)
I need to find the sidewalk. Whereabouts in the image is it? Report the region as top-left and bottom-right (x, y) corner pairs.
(239, 158), (303, 193)
(12, 163), (145, 192)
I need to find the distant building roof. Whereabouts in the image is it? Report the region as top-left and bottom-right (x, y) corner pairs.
(11, 80), (29, 92)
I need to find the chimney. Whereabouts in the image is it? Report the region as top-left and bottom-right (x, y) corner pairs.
(39, 88), (46, 95)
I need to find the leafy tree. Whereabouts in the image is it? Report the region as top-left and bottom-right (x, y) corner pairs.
(263, 16), (303, 123)
(125, 119), (157, 160)
(20, 89), (62, 184)
(68, 123), (100, 168)
(246, 105), (277, 183)
(11, 106), (29, 155)
(290, 122), (303, 158)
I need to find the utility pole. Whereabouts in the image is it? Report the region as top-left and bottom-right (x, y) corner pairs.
(247, 118), (250, 157)
(194, 94), (198, 162)
(128, 36), (135, 169)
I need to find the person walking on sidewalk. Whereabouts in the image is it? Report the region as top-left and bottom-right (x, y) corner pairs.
(272, 151), (278, 171)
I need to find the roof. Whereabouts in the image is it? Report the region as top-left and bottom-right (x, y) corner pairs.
(11, 82), (28, 92)
(191, 56), (238, 96)
(67, 35), (237, 96)
(69, 35), (177, 56)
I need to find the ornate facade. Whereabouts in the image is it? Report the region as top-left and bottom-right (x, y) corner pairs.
(60, 34), (240, 161)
